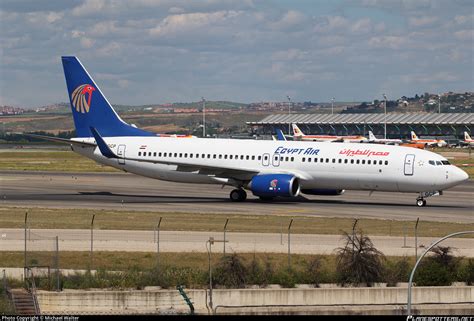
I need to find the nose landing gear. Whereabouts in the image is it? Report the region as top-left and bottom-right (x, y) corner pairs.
(230, 189), (247, 202)
(416, 191), (443, 207)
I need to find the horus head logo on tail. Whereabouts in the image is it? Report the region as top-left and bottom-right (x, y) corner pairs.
(71, 84), (96, 113)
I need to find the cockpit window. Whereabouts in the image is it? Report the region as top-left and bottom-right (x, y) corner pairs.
(436, 161), (442, 166)
(441, 160), (450, 165)
(429, 160), (435, 165)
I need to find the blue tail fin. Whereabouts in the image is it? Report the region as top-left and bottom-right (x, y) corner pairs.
(62, 56), (154, 137)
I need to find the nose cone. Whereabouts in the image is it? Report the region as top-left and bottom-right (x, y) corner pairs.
(453, 167), (469, 184)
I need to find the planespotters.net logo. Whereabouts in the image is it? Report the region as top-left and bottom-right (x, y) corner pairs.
(407, 317), (474, 321)
(71, 84), (96, 113)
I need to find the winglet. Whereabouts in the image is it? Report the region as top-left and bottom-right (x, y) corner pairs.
(276, 129), (287, 141)
(90, 127), (117, 158)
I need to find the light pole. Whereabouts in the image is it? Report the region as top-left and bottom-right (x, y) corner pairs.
(331, 97), (335, 115)
(287, 95), (291, 135)
(206, 237), (228, 314)
(438, 94), (441, 114)
(407, 231), (474, 316)
(383, 94), (387, 139)
(202, 97), (206, 138)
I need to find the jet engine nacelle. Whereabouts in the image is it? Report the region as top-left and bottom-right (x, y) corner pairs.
(248, 174), (300, 198)
(302, 189), (345, 196)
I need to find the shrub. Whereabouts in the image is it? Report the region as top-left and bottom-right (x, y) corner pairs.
(336, 229), (385, 287)
(305, 256), (324, 287)
(415, 246), (459, 286)
(213, 253), (247, 288)
(384, 257), (411, 287)
(457, 258), (474, 285)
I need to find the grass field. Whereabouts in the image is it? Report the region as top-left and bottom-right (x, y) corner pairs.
(1, 207), (473, 238)
(0, 151), (117, 172)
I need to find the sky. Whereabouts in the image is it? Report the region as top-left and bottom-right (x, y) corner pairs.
(0, 0), (473, 108)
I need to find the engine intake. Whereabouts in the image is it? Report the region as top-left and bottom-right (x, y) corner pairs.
(248, 174), (300, 198)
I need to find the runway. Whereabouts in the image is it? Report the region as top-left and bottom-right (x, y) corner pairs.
(1, 171), (472, 223)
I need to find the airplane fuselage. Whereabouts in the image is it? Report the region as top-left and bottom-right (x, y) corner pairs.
(72, 137), (466, 194)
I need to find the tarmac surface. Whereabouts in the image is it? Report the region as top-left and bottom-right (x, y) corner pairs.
(1, 228), (473, 257)
(0, 171), (472, 223)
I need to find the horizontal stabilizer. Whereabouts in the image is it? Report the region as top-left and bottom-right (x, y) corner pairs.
(24, 133), (96, 147)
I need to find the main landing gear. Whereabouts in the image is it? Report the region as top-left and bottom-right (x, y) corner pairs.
(416, 191), (442, 207)
(230, 189), (247, 202)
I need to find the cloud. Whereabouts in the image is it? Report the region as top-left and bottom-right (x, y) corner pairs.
(368, 36), (408, 49)
(149, 10), (242, 37)
(268, 10), (307, 31)
(408, 16), (438, 27)
(454, 29), (473, 40)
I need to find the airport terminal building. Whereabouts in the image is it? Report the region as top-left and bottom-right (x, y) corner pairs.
(247, 113), (473, 139)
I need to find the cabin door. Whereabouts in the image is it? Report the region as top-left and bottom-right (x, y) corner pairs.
(404, 154), (415, 176)
(117, 144), (126, 165)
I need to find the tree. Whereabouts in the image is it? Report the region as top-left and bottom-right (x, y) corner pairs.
(336, 229), (385, 287)
(415, 246), (460, 286)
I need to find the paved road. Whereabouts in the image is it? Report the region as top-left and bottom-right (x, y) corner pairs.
(1, 228), (473, 257)
(0, 171), (472, 223)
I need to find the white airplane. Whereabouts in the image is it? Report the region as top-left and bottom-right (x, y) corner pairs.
(410, 131), (447, 147)
(292, 123), (370, 143)
(463, 132), (474, 146)
(32, 56), (469, 207)
(368, 131), (403, 145)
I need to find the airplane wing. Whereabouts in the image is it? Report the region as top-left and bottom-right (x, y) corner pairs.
(24, 133), (97, 148)
(90, 127), (268, 181)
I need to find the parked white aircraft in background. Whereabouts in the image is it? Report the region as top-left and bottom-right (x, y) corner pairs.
(31, 57), (468, 207)
(292, 124), (368, 143)
(368, 131), (403, 145)
(463, 132), (474, 146)
(409, 131), (447, 147)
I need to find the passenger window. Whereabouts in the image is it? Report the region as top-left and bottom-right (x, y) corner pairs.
(196, 154), (199, 158)
(219, 155), (222, 159)
(291, 157), (294, 161)
(373, 160), (377, 165)
(264, 155), (268, 160)
(241, 155), (244, 160)
(246, 155), (250, 160)
(190, 154), (193, 158)
(154, 152), (157, 157)
(179, 153), (182, 158)
(258, 156), (262, 161)
(385, 160), (388, 165)
(224, 155), (227, 159)
(252, 156), (255, 160)
(213, 155), (216, 159)
(184, 153), (188, 158)
(207, 154), (211, 158)
(230, 155), (233, 159)
(202, 154), (205, 158)
(351, 159), (354, 164)
(362, 160), (365, 165)
(148, 152), (151, 156)
(285, 157), (289, 162)
(138, 152), (141, 156)
(344, 159), (348, 164)
(379, 160), (383, 165)
(332, 159), (336, 163)
(308, 158), (311, 163)
(338, 159), (342, 163)
(326, 158), (329, 163)
(302, 158), (306, 162)
(159, 152), (162, 157)
(356, 159), (360, 164)
(174, 153), (177, 157)
(367, 160), (371, 165)
(163, 152), (166, 157)
(314, 158), (317, 163)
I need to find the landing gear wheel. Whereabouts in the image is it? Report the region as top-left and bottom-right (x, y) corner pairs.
(230, 189), (247, 202)
(416, 199), (426, 207)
